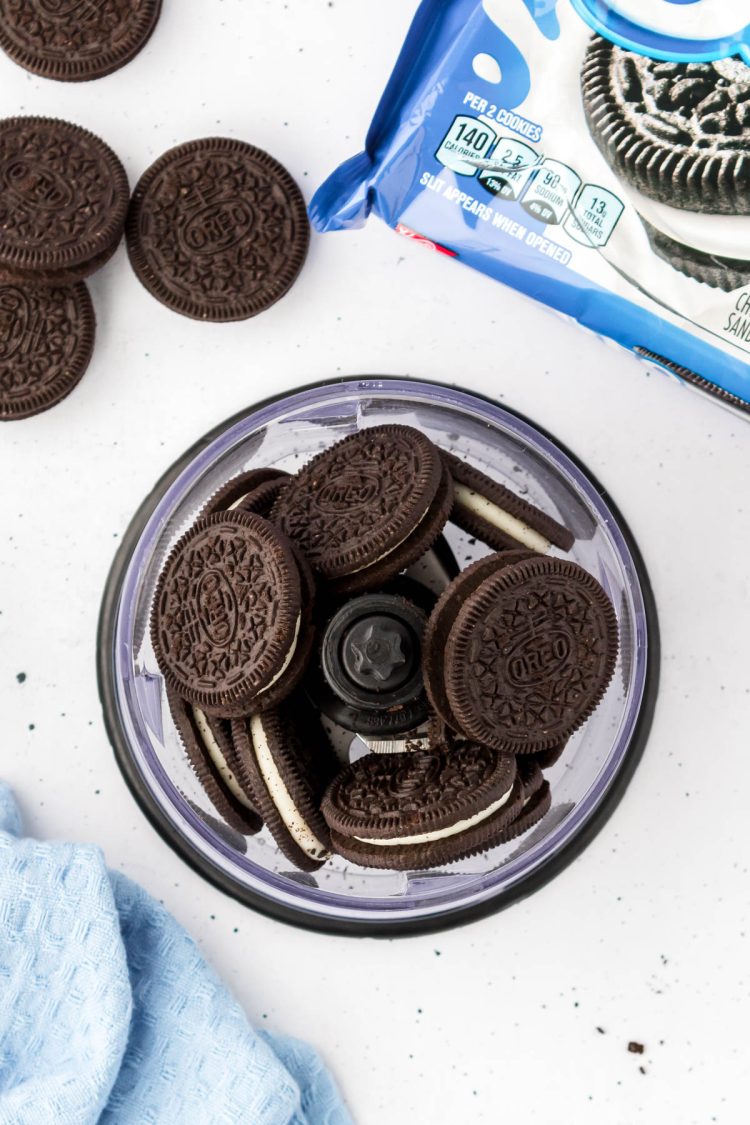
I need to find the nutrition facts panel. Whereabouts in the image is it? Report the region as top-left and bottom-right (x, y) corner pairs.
(435, 114), (625, 247)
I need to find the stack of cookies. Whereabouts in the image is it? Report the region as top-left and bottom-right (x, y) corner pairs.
(152, 424), (619, 874)
(0, 116), (129, 420)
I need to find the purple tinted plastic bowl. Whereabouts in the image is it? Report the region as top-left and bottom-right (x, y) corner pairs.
(97, 378), (658, 936)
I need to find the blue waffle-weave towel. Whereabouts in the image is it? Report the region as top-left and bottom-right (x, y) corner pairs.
(0, 783), (352, 1125)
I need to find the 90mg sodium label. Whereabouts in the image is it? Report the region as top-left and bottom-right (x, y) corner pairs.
(521, 159), (581, 225)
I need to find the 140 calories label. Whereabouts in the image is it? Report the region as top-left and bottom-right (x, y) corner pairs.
(435, 114), (498, 175)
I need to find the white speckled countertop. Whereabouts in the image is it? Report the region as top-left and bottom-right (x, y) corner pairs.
(1, 3), (750, 1122)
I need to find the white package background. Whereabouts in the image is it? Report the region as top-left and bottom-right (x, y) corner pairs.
(1, 3), (749, 1123)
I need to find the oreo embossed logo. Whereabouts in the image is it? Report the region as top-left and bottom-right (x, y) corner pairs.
(181, 200), (255, 256)
(316, 473), (382, 513)
(3, 159), (73, 210)
(506, 628), (573, 687)
(196, 570), (239, 647)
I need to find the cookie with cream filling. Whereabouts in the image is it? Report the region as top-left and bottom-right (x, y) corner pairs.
(322, 742), (522, 871)
(168, 688), (262, 836)
(442, 451), (574, 554)
(230, 698), (339, 872)
(582, 39), (750, 289)
(151, 511), (303, 717)
(423, 550), (539, 732)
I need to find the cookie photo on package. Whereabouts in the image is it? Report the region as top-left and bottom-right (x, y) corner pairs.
(310, 0), (750, 413)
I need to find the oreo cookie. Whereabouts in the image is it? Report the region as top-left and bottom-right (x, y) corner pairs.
(271, 424), (446, 592)
(329, 461), (454, 596)
(230, 699), (339, 872)
(322, 742), (522, 871)
(0, 117), (128, 285)
(0, 0), (162, 83)
(0, 282), (95, 420)
(201, 468), (290, 518)
(235, 477), (290, 519)
(498, 758), (551, 845)
(532, 739), (569, 771)
(422, 550), (539, 731)
(167, 688), (262, 837)
(582, 40), (750, 290)
(443, 451), (574, 554)
(151, 511), (305, 718)
(444, 557), (619, 752)
(126, 138), (309, 321)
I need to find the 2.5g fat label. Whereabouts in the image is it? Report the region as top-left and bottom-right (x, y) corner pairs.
(478, 137), (540, 201)
(436, 115), (497, 175)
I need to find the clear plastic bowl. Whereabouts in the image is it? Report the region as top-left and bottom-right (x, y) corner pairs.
(97, 378), (659, 936)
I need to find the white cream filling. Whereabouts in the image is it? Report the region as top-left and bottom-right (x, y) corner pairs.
(193, 707), (257, 813)
(454, 482), (550, 553)
(354, 783), (514, 847)
(250, 714), (330, 860)
(599, 0), (747, 40)
(256, 615), (301, 695)
(626, 183), (750, 261)
(227, 492), (253, 511)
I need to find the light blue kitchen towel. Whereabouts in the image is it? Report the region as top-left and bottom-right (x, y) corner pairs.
(0, 783), (352, 1125)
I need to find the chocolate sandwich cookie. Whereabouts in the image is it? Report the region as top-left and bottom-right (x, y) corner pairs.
(230, 699), (339, 872)
(322, 742), (523, 871)
(246, 541), (317, 714)
(582, 40), (750, 289)
(126, 138), (309, 321)
(168, 688), (262, 836)
(639, 220), (750, 293)
(0, 282), (95, 420)
(327, 458), (454, 597)
(271, 424), (445, 590)
(0, 0), (162, 83)
(151, 511), (304, 718)
(422, 550), (539, 730)
(0, 117), (128, 285)
(201, 468), (290, 518)
(497, 769), (551, 846)
(444, 556), (618, 752)
(443, 451), (574, 553)
(235, 477), (290, 519)
(532, 739), (569, 771)
(516, 756), (545, 800)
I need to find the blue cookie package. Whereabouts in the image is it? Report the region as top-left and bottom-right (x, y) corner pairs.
(310, 0), (750, 413)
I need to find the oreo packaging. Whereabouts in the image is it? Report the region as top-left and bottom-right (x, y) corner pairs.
(311, 1), (750, 412)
